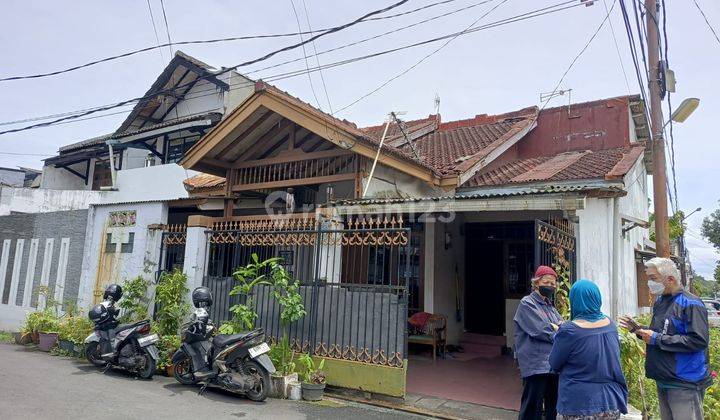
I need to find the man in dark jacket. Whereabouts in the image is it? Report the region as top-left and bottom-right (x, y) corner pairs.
(621, 257), (711, 420)
(514, 265), (564, 420)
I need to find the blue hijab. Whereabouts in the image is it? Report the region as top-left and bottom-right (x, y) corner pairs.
(569, 279), (606, 321)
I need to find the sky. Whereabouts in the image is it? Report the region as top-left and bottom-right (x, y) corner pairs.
(0, 0), (719, 277)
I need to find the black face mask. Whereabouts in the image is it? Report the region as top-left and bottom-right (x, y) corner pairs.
(538, 286), (556, 299)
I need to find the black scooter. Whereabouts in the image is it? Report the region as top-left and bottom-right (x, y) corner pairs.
(84, 284), (159, 379)
(171, 287), (275, 401)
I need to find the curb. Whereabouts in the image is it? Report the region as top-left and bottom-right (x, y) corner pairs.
(325, 391), (466, 420)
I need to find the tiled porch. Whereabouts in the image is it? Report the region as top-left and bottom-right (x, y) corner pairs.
(406, 351), (522, 412)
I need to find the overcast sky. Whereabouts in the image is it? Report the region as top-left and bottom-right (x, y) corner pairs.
(1, 0), (718, 277)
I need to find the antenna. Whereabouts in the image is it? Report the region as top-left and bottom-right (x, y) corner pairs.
(434, 93), (441, 116)
(391, 111), (421, 161)
(540, 88), (573, 115)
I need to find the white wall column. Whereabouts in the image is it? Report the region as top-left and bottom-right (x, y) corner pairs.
(183, 219), (208, 302)
(8, 239), (24, 306)
(423, 217), (435, 313)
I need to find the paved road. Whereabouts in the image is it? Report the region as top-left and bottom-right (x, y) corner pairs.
(0, 344), (423, 420)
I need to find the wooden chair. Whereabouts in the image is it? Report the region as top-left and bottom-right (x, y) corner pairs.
(408, 313), (447, 362)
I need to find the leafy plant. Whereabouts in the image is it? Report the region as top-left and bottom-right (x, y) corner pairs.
(551, 246), (572, 319)
(119, 276), (150, 323)
(0, 331), (13, 344)
(269, 336), (296, 377)
(34, 309), (60, 333)
(297, 353), (326, 384)
(220, 253), (306, 334)
(22, 311), (44, 334)
(154, 332), (181, 369)
(154, 269), (190, 337)
(58, 314), (94, 345)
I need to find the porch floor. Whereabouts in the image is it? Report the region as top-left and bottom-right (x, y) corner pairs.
(406, 351), (522, 412)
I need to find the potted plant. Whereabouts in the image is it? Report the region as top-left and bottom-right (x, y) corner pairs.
(155, 333), (181, 376)
(23, 311), (43, 344)
(153, 270), (190, 376)
(36, 310), (60, 352)
(58, 313), (93, 356)
(269, 337), (298, 398)
(298, 354), (326, 401)
(57, 318), (75, 354)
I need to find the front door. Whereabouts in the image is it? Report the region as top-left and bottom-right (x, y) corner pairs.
(465, 238), (504, 335)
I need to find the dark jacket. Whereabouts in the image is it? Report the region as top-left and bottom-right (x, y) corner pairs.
(645, 289), (711, 388)
(514, 292), (563, 378)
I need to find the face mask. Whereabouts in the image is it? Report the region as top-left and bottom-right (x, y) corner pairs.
(648, 280), (665, 295)
(538, 286), (556, 299)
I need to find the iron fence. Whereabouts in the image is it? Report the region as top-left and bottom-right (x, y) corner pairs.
(158, 224), (186, 280)
(203, 216), (410, 367)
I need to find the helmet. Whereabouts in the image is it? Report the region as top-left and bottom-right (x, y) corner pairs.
(192, 287), (213, 308)
(88, 304), (111, 324)
(103, 284), (123, 302)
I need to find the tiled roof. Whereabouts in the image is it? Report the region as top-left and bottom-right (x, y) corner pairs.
(183, 173), (225, 192)
(463, 146), (644, 188)
(360, 115), (439, 140)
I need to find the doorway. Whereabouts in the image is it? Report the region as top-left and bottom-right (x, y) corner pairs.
(465, 237), (504, 335)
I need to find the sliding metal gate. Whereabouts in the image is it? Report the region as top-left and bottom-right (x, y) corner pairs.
(203, 215), (410, 367)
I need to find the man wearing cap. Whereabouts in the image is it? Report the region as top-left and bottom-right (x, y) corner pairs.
(514, 265), (563, 420)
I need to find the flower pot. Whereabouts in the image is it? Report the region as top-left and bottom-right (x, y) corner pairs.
(13, 332), (30, 345)
(301, 382), (326, 401)
(271, 373), (298, 398)
(38, 332), (58, 352)
(165, 364), (175, 377)
(58, 339), (75, 354)
(288, 381), (302, 400)
(31, 331), (40, 345)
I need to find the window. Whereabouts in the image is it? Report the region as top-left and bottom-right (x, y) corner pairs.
(121, 232), (134, 253)
(165, 136), (199, 163)
(104, 233), (114, 253)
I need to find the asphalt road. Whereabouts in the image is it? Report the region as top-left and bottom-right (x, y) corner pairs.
(0, 343), (424, 420)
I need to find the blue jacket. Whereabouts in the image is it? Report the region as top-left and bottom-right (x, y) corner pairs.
(646, 289), (711, 388)
(513, 292), (563, 378)
(549, 320), (628, 416)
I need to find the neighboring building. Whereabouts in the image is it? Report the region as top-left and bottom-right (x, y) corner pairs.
(0, 51), (655, 405)
(0, 167), (41, 188)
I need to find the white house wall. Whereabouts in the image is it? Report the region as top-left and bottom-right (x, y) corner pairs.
(77, 202), (167, 308)
(362, 164), (443, 199)
(0, 186), (109, 215)
(40, 161), (93, 190)
(99, 164), (191, 205)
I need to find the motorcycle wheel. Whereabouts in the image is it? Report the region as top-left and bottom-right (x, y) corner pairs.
(136, 348), (156, 380)
(241, 359), (271, 402)
(85, 342), (106, 367)
(173, 352), (196, 385)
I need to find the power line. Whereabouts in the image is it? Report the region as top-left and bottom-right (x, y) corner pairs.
(602, 0), (631, 93)
(289, 0), (323, 110)
(302, 0), (334, 115)
(337, 0), (509, 114)
(0, 151), (54, 157)
(0, 0), (413, 135)
(692, 0), (720, 46)
(619, 0), (652, 138)
(159, 0), (174, 58)
(0, 0), (455, 83)
(0, 0), (585, 134)
(145, 0), (166, 64)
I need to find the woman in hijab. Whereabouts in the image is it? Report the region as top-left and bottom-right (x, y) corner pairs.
(549, 279), (628, 420)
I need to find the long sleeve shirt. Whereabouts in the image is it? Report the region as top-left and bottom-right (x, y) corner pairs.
(513, 291), (563, 378)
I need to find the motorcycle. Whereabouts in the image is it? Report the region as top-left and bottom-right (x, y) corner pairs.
(171, 287), (275, 401)
(84, 284), (159, 379)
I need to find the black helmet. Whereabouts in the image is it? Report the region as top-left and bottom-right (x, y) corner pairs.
(88, 304), (111, 324)
(192, 287), (213, 308)
(103, 284), (123, 302)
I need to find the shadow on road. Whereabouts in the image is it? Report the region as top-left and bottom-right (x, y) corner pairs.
(163, 382), (266, 406)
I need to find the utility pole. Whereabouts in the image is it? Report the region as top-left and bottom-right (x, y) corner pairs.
(646, 0), (671, 258)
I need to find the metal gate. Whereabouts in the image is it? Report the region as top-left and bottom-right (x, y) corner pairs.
(158, 224), (186, 279)
(203, 215), (410, 367)
(534, 219), (577, 281)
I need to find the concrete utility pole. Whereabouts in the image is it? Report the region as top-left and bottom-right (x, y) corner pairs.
(646, 0), (671, 258)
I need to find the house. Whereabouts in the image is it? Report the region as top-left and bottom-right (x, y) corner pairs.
(0, 167), (41, 188)
(0, 51), (654, 408)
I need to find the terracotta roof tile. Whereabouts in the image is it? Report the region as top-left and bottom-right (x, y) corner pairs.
(463, 145), (644, 188)
(183, 173), (225, 192)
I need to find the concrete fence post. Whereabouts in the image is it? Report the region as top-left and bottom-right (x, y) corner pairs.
(183, 216), (211, 302)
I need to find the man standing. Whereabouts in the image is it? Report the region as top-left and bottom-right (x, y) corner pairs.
(514, 265), (563, 420)
(621, 257), (711, 420)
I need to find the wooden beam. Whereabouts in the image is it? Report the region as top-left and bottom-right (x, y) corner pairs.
(233, 149), (353, 168)
(288, 122), (296, 150)
(203, 157), (232, 168)
(231, 173), (356, 192)
(215, 111), (275, 158)
(233, 118), (292, 162)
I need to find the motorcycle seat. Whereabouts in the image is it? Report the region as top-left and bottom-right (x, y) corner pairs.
(114, 320), (148, 333)
(212, 332), (253, 349)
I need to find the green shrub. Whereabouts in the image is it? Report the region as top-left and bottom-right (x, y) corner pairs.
(58, 314), (94, 345)
(154, 269), (190, 337)
(119, 276), (150, 323)
(154, 333), (181, 369)
(269, 336), (296, 377)
(297, 353), (325, 384)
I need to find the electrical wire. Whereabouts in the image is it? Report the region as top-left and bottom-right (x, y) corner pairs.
(302, 0), (334, 114)
(0, 0), (585, 134)
(159, 0), (174, 58)
(289, 0), (323, 110)
(692, 0), (720, 46)
(0, 0), (456, 82)
(145, 0), (166, 64)
(602, 0), (631, 94)
(0, 151), (54, 157)
(0, 0), (412, 135)
(619, 0), (652, 139)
